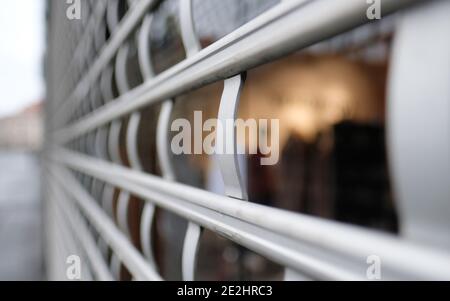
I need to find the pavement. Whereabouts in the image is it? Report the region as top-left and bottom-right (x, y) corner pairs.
(0, 151), (43, 280)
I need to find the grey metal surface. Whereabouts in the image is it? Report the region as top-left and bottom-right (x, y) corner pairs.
(216, 74), (248, 200)
(50, 165), (162, 281)
(44, 0), (450, 281)
(0, 152), (43, 281)
(54, 148), (450, 280)
(53, 0), (421, 144)
(388, 0), (450, 249)
(178, 0), (203, 281)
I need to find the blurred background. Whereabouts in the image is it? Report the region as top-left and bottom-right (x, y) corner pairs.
(0, 0), (422, 281)
(0, 0), (45, 280)
(0, 0), (448, 281)
(110, 0), (399, 280)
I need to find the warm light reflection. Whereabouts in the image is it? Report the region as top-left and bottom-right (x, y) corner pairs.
(173, 53), (387, 169)
(240, 54), (386, 151)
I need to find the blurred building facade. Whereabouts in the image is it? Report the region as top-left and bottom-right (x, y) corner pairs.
(0, 102), (44, 151)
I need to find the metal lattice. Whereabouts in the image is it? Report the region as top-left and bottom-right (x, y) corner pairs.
(44, 0), (450, 281)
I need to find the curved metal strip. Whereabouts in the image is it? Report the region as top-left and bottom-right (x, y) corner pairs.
(136, 13), (159, 267)
(124, 116), (142, 238)
(108, 120), (123, 165)
(114, 44), (132, 237)
(216, 74), (248, 200)
(139, 203), (156, 266)
(178, 0), (203, 282)
(182, 222), (202, 281)
(121, 28), (148, 175)
(95, 126), (109, 162)
(137, 14), (154, 79)
(156, 101), (176, 181)
(92, 72), (109, 197)
(117, 190), (131, 236)
(101, 183), (116, 218)
(100, 66), (115, 102)
(136, 17), (156, 166)
(387, 0), (450, 249)
(81, 134), (92, 190)
(179, 0), (201, 57)
(106, 0), (120, 35)
(126, 113), (143, 171)
(89, 85), (104, 200)
(115, 44), (131, 93)
(85, 89), (97, 157)
(98, 66), (116, 219)
(79, 95), (92, 189)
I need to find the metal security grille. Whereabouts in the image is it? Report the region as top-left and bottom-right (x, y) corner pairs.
(44, 0), (450, 281)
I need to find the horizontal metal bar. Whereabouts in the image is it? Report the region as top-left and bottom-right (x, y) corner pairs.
(50, 182), (114, 281)
(52, 155), (360, 280)
(54, 0), (157, 126)
(52, 148), (450, 280)
(54, 0), (421, 143)
(48, 165), (162, 281)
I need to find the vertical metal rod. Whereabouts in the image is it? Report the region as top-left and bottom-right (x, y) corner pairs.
(179, 0), (202, 281)
(99, 66), (117, 218)
(105, 7), (129, 278)
(114, 44), (132, 237)
(216, 74), (248, 200)
(135, 13), (160, 269)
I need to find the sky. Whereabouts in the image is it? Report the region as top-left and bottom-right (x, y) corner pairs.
(0, 0), (45, 118)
